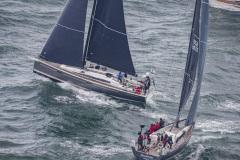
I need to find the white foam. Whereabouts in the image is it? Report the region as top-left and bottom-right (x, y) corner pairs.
(209, 0), (240, 11)
(58, 82), (120, 107)
(219, 100), (240, 112)
(60, 140), (81, 149)
(196, 120), (239, 134)
(54, 96), (75, 104)
(190, 135), (222, 144)
(187, 144), (205, 160)
(87, 144), (131, 156)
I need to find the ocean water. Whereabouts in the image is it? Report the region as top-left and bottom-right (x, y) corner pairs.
(0, 0), (240, 160)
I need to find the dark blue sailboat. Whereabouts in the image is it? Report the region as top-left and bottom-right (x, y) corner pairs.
(31, 0), (155, 102)
(131, 0), (209, 159)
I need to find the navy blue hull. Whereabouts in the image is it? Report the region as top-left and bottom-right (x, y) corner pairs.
(33, 60), (146, 102)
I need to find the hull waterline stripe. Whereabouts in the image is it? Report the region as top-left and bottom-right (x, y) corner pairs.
(94, 18), (127, 36)
(56, 23), (85, 33)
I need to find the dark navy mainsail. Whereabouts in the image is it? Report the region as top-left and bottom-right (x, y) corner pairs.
(84, 0), (136, 75)
(175, 0), (201, 123)
(185, 0), (209, 126)
(40, 0), (88, 68)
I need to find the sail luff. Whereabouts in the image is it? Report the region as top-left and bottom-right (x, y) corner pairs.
(83, 0), (98, 67)
(39, 0), (88, 68)
(175, 0), (201, 123)
(185, 0), (209, 126)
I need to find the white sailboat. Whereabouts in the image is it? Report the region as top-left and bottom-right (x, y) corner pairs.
(30, 0), (155, 102)
(132, 0), (209, 159)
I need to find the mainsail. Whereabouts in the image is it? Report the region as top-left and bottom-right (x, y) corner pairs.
(185, 0), (209, 126)
(175, 0), (201, 124)
(84, 0), (136, 75)
(39, 0), (88, 68)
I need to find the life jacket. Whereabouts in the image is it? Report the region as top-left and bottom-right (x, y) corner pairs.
(151, 125), (156, 131)
(155, 123), (160, 130)
(134, 87), (141, 94)
(150, 126), (155, 133)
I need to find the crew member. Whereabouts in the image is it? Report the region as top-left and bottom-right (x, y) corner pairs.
(150, 124), (156, 133)
(159, 118), (165, 129)
(124, 72), (127, 78)
(160, 129), (166, 142)
(134, 86), (141, 94)
(137, 132), (143, 150)
(144, 76), (151, 94)
(163, 134), (168, 148)
(145, 133), (151, 144)
(118, 72), (124, 83)
(142, 133), (151, 150)
(165, 136), (173, 149)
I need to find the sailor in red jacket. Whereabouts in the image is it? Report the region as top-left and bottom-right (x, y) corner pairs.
(155, 122), (160, 131)
(150, 124), (156, 133)
(134, 85), (141, 94)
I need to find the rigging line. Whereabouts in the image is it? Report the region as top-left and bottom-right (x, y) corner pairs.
(94, 18), (127, 36)
(161, 0), (191, 100)
(137, 0), (145, 71)
(84, 0), (98, 66)
(185, 72), (194, 83)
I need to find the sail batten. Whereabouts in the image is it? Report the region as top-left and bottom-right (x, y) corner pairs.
(56, 23), (85, 33)
(39, 0), (88, 68)
(84, 0), (136, 75)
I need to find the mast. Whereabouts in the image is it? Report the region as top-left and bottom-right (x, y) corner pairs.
(39, 0), (88, 68)
(185, 0), (209, 126)
(171, 0), (201, 130)
(83, 0), (98, 67)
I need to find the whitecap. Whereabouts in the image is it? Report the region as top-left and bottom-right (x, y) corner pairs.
(190, 135), (222, 144)
(186, 144), (205, 160)
(218, 100), (240, 112)
(196, 120), (239, 134)
(87, 144), (131, 156)
(58, 82), (120, 107)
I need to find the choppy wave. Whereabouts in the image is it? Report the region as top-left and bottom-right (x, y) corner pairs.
(1, 0), (240, 160)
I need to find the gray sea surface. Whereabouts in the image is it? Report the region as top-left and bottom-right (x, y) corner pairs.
(0, 0), (240, 159)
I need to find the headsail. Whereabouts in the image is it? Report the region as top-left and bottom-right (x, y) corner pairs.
(40, 0), (88, 68)
(84, 0), (136, 76)
(175, 0), (201, 124)
(185, 0), (209, 126)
